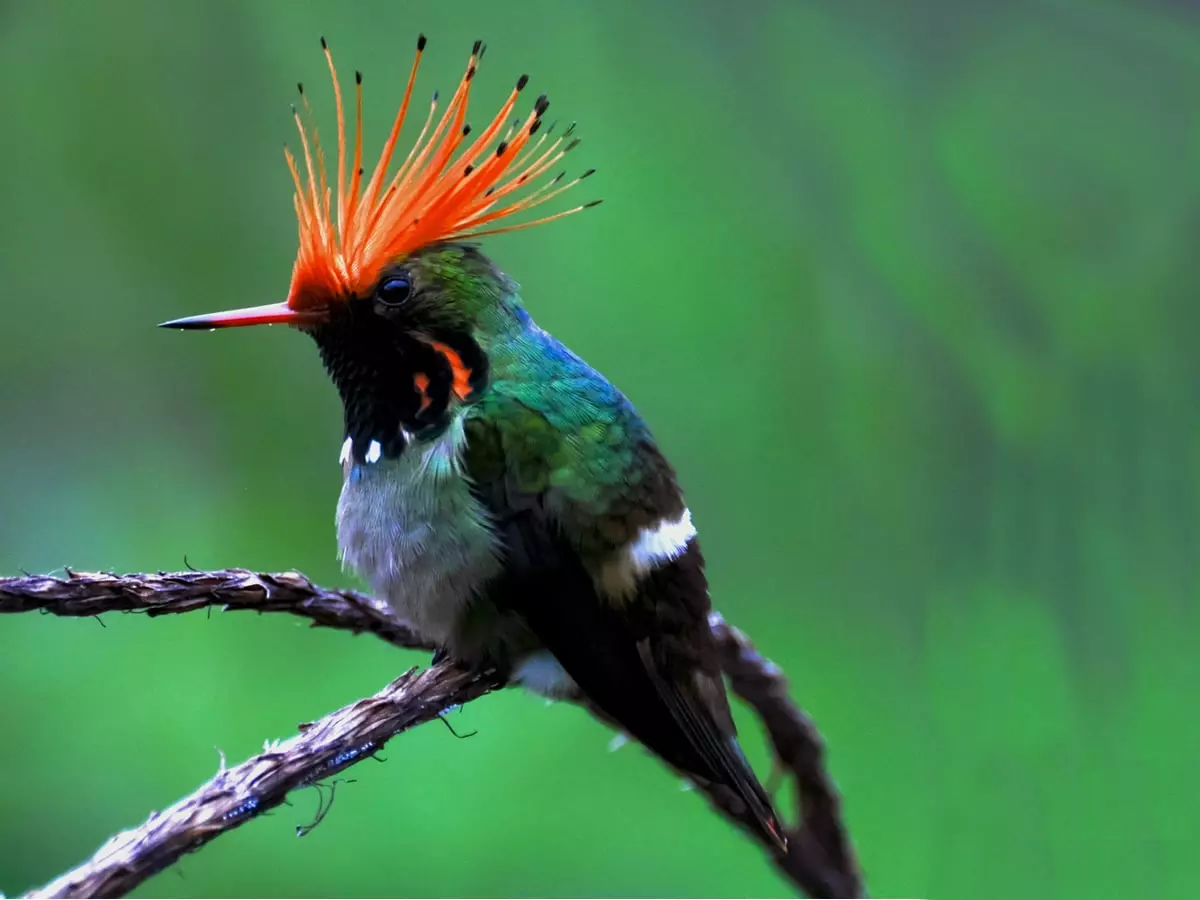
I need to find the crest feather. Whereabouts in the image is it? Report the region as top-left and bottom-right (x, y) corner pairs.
(284, 35), (597, 309)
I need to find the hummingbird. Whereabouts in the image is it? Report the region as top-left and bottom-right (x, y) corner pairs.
(162, 35), (785, 850)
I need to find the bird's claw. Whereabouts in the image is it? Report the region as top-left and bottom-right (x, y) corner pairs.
(468, 653), (507, 684)
(430, 647), (506, 684)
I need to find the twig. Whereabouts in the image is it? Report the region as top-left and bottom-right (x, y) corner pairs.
(1, 571), (862, 898)
(711, 614), (864, 898)
(24, 661), (498, 899)
(0, 568), (432, 651)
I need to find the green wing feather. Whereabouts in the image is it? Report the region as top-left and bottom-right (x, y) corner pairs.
(465, 362), (685, 567)
(461, 349), (784, 849)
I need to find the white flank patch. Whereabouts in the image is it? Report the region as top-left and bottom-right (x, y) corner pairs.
(629, 508), (696, 572)
(338, 436), (353, 466)
(512, 651), (579, 700)
(598, 508), (697, 598)
(365, 440), (383, 464)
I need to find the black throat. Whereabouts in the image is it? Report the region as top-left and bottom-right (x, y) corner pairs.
(306, 300), (488, 464)
(308, 304), (450, 464)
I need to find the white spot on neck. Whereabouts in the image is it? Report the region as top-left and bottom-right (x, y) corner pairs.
(338, 436), (353, 466)
(365, 440), (383, 464)
(598, 508), (697, 598)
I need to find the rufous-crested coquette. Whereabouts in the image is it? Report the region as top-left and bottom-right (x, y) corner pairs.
(162, 34), (785, 850)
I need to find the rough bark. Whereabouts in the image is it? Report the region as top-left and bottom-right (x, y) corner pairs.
(1, 569), (864, 898)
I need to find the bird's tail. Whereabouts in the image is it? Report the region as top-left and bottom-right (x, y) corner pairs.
(708, 738), (788, 853)
(586, 695), (787, 853)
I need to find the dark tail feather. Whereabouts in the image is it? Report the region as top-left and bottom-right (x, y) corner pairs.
(636, 657), (788, 853)
(587, 696), (785, 850)
(486, 523), (786, 849)
(718, 738), (788, 852)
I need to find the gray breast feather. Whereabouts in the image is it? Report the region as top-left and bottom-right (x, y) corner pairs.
(334, 416), (501, 646)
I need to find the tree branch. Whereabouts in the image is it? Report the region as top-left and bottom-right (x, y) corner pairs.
(24, 662), (496, 899)
(1, 571), (863, 898)
(0, 568), (432, 650)
(712, 614), (864, 899)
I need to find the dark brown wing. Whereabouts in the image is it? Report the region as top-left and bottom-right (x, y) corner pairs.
(464, 407), (784, 849)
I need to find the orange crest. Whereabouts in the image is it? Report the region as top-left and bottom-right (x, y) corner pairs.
(284, 35), (597, 310)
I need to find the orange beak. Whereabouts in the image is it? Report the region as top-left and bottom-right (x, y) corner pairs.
(158, 301), (325, 330)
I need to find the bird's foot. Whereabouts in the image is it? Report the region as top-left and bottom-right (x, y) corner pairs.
(430, 647), (506, 685)
(468, 652), (508, 685)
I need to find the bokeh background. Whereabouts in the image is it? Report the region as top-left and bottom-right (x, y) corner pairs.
(1, 0), (1197, 896)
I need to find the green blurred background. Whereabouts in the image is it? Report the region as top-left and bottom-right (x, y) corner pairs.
(1, 0), (1197, 896)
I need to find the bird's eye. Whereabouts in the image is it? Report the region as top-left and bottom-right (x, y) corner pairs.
(376, 275), (412, 307)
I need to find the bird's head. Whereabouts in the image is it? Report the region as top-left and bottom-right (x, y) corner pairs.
(162, 35), (596, 463)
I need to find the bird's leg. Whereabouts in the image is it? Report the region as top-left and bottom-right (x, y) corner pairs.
(430, 645), (508, 686)
(467, 650), (507, 683)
